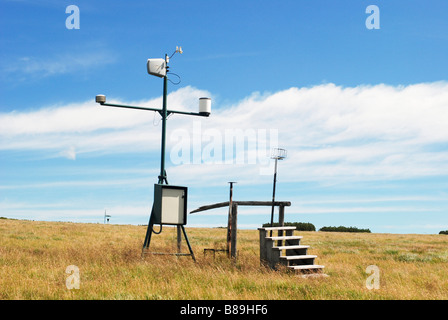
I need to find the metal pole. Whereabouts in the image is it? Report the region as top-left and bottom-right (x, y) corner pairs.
(269, 158), (278, 236)
(142, 207), (155, 249)
(159, 63), (168, 185)
(177, 226), (182, 253)
(144, 55), (168, 251)
(181, 225), (196, 262)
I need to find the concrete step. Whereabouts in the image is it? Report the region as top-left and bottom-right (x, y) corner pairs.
(259, 225), (325, 274)
(280, 254), (316, 266)
(266, 236), (302, 241)
(288, 265), (325, 271)
(258, 226), (297, 231)
(280, 255), (317, 260)
(273, 245), (310, 251)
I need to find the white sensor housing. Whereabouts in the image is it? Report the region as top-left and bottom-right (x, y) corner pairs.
(147, 59), (166, 78)
(199, 97), (211, 116)
(96, 94), (106, 104)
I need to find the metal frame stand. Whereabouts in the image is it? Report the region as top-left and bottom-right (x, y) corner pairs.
(97, 51), (209, 262)
(141, 70), (195, 261)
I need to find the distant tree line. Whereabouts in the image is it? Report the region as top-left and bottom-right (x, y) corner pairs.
(263, 222), (371, 233)
(263, 222), (316, 231)
(440, 230), (448, 235)
(318, 226), (371, 233)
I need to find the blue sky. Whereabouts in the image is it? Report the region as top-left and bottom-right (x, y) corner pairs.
(1, 0), (447, 234)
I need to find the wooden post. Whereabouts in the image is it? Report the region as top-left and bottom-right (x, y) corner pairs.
(227, 206), (232, 258)
(227, 182), (236, 258)
(230, 203), (238, 260)
(278, 205), (285, 247)
(279, 205), (285, 227)
(259, 228), (267, 265)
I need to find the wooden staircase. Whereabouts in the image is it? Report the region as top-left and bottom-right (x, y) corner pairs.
(258, 226), (324, 273)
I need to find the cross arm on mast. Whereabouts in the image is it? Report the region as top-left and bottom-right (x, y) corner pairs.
(97, 101), (210, 118)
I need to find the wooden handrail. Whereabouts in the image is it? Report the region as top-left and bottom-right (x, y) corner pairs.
(190, 200), (291, 214)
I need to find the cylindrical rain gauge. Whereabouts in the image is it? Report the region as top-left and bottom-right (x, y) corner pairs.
(199, 97), (211, 117)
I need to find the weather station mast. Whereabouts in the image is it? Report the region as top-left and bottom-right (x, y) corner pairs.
(269, 148), (287, 236)
(95, 47), (211, 260)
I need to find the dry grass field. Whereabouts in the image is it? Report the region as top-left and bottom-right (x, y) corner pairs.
(0, 218), (447, 300)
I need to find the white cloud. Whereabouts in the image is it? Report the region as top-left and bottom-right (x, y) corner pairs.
(2, 51), (116, 78)
(59, 146), (77, 160)
(166, 82), (448, 184)
(0, 86), (211, 156)
(1, 82), (448, 185)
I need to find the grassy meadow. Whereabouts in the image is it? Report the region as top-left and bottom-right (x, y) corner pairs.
(0, 218), (447, 300)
